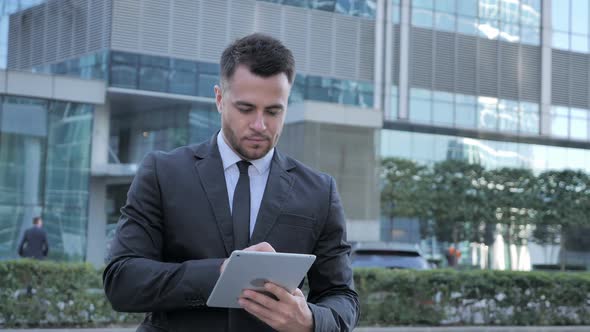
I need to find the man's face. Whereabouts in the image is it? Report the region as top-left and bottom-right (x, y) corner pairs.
(215, 65), (291, 160)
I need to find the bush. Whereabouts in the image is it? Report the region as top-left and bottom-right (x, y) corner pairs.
(0, 260), (141, 328)
(354, 268), (590, 326)
(2, 260), (590, 327)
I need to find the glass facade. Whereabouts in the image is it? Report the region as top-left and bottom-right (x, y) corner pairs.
(258, 0), (377, 18)
(412, 0), (541, 45)
(381, 129), (590, 176)
(36, 51), (374, 109)
(109, 102), (220, 164)
(32, 51), (109, 80)
(0, 96), (93, 261)
(550, 106), (590, 140)
(552, 0), (590, 53)
(406, 88), (540, 135)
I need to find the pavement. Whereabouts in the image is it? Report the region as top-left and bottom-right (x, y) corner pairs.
(2, 327), (590, 332)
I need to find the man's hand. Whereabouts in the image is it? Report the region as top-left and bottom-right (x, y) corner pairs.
(238, 282), (313, 332)
(220, 242), (276, 272)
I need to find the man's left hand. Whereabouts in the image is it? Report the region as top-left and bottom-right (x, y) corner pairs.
(238, 282), (313, 332)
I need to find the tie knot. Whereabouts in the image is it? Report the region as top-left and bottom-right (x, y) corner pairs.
(236, 160), (251, 175)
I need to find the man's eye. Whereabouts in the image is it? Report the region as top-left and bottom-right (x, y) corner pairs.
(267, 109), (281, 116)
(238, 108), (252, 113)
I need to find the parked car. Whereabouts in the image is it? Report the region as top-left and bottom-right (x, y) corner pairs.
(350, 242), (431, 270)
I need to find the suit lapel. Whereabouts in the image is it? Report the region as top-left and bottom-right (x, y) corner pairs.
(193, 136), (234, 256)
(250, 150), (295, 244)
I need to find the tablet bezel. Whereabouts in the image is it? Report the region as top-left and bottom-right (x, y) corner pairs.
(206, 250), (316, 308)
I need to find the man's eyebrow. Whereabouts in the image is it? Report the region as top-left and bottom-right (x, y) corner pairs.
(233, 101), (284, 110)
(234, 101), (255, 108)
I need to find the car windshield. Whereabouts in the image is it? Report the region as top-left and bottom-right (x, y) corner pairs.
(351, 249), (429, 269)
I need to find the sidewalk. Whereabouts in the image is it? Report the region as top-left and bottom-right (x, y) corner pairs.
(2, 327), (590, 332)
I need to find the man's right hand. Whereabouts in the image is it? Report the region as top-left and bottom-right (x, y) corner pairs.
(220, 242), (276, 273)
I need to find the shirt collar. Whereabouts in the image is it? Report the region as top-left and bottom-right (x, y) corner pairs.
(217, 131), (274, 174)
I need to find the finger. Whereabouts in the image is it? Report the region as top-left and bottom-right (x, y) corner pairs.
(238, 297), (276, 325)
(241, 289), (280, 310)
(245, 242), (276, 252)
(264, 282), (294, 303)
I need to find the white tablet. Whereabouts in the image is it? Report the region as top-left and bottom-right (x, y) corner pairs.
(207, 250), (316, 308)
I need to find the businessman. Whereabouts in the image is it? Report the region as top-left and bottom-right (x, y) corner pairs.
(103, 33), (359, 332)
(18, 216), (49, 259)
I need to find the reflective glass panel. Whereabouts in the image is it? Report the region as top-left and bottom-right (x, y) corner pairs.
(479, 0), (499, 19)
(571, 0), (589, 35)
(409, 98), (432, 123)
(571, 34), (589, 53)
(44, 102), (93, 261)
(412, 8), (434, 28)
(552, 32), (570, 50)
(412, 0), (434, 9)
(521, 0), (541, 27)
(457, 0), (478, 16)
(500, 0), (519, 23)
(498, 100), (519, 133)
(435, 12), (456, 31)
(433, 101), (454, 126)
(456, 103), (477, 128)
(311, 0), (336, 11)
(550, 115), (569, 138)
(478, 97), (498, 130)
(570, 108), (589, 140)
(521, 26), (540, 45)
(500, 23), (520, 43)
(458, 15), (479, 35)
(436, 0), (455, 13)
(552, 0), (570, 31)
(479, 19), (500, 39)
(307, 76), (333, 102)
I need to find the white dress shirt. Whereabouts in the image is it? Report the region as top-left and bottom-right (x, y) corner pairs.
(217, 131), (273, 237)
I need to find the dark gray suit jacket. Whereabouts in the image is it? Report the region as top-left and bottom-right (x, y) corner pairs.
(18, 226), (48, 259)
(103, 135), (359, 332)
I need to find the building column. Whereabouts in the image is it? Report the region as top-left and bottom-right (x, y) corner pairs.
(374, 0), (385, 111)
(398, 0), (411, 120)
(91, 101), (110, 169)
(86, 177), (107, 266)
(86, 102), (110, 266)
(383, 0), (395, 120)
(540, 0), (552, 136)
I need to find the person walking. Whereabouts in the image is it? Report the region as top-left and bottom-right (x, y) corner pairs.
(18, 216), (49, 259)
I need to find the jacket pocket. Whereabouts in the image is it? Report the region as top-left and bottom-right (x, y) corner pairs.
(276, 213), (316, 230)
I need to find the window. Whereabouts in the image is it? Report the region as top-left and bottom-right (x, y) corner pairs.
(110, 52), (139, 89)
(139, 55), (169, 92)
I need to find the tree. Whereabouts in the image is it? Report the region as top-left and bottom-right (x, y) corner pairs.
(486, 168), (537, 244)
(429, 159), (487, 245)
(380, 158), (431, 237)
(534, 170), (590, 270)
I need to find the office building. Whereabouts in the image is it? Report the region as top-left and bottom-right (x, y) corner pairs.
(1, 0), (588, 267)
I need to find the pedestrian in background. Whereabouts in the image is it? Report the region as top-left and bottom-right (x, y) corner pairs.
(18, 216), (49, 259)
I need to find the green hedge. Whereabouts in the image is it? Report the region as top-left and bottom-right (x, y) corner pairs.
(354, 268), (590, 326)
(2, 260), (590, 327)
(0, 260), (141, 328)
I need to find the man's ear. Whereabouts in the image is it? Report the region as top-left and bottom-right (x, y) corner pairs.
(214, 85), (223, 114)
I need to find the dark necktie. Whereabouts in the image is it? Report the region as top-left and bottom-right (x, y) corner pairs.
(233, 160), (251, 250)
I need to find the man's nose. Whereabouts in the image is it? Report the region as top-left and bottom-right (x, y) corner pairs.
(251, 112), (266, 131)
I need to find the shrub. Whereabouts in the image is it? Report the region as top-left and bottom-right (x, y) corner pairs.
(2, 260), (590, 327)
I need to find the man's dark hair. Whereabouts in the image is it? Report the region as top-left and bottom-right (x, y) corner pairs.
(32, 216), (42, 225)
(220, 33), (295, 88)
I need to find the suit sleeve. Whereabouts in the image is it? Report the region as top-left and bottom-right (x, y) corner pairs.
(17, 230), (27, 257)
(103, 152), (223, 312)
(306, 177), (360, 332)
